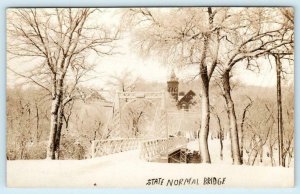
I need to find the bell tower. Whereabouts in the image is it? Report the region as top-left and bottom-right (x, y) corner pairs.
(167, 69), (179, 101)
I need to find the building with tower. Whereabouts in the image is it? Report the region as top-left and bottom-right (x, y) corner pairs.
(167, 69), (179, 101)
(167, 70), (196, 111)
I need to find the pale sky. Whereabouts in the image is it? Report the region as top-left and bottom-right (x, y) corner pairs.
(67, 8), (293, 89)
(83, 43), (291, 90)
(7, 8), (294, 90)
(7, 33), (290, 90)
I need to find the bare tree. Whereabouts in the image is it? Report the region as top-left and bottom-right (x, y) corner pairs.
(215, 8), (293, 164)
(107, 69), (139, 93)
(211, 106), (224, 160)
(7, 8), (119, 159)
(122, 100), (155, 138)
(6, 87), (50, 159)
(282, 86), (294, 167)
(124, 7), (234, 163)
(244, 102), (275, 165)
(267, 8), (294, 166)
(265, 103), (277, 166)
(240, 97), (253, 164)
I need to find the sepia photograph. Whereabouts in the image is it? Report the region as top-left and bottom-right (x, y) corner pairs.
(6, 7), (294, 188)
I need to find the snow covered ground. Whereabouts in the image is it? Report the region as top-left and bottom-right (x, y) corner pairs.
(7, 147), (294, 188)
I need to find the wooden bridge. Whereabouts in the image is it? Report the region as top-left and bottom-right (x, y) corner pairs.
(91, 136), (188, 163)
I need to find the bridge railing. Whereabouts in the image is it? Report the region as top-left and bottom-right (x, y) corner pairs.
(139, 138), (168, 161)
(139, 136), (188, 161)
(91, 138), (142, 158)
(91, 136), (188, 160)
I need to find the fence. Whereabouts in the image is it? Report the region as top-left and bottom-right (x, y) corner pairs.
(91, 136), (188, 161)
(91, 138), (142, 158)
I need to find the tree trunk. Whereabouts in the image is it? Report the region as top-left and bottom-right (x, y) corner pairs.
(216, 115), (223, 160)
(287, 150), (293, 167)
(259, 148), (263, 163)
(54, 105), (64, 159)
(199, 74), (211, 163)
(35, 102), (40, 142)
(46, 98), (59, 159)
(269, 144), (274, 166)
(46, 78), (63, 160)
(240, 101), (252, 164)
(220, 134), (223, 161)
(226, 108), (233, 162)
(222, 70), (242, 165)
(275, 54), (284, 167)
(240, 129), (244, 164)
(251, 150), (259, 166)
(198, 7), (215, 163)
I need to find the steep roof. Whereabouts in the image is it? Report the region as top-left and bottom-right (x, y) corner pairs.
(177, 90), (196, 105)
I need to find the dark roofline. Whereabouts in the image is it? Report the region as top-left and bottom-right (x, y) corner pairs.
(177, 90), (196, 105)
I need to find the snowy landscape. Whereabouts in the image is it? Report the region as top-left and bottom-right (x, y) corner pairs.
(7, 139), (294, 187)
(6, 7), (294, 188)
